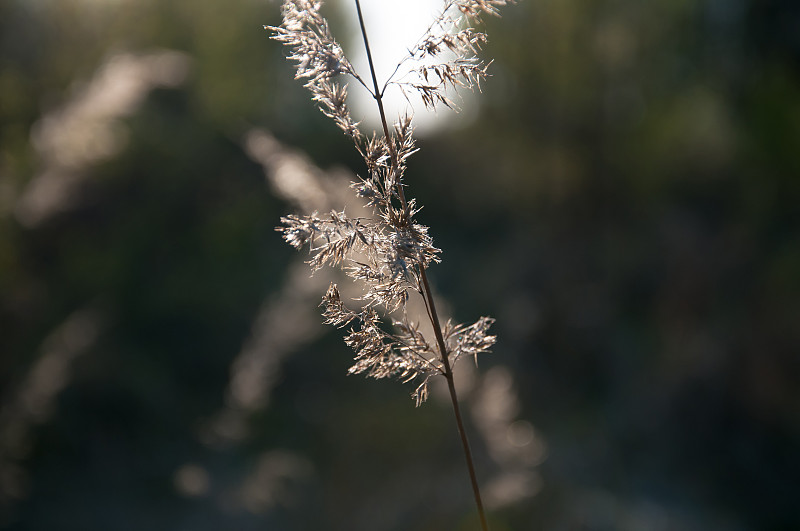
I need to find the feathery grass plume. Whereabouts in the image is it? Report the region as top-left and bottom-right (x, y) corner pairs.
(267, 1), (513, 528)
(268, 0), (507, 404)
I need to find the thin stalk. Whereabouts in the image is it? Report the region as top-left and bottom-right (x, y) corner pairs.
(419, 267), (489, 531)
(353, 2), (489, 529)
(353, 0), (394, 159)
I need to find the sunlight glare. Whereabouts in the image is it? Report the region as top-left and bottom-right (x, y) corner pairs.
(338, 0), (472, 134)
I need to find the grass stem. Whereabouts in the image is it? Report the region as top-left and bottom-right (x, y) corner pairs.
(353, 2), (489, 528)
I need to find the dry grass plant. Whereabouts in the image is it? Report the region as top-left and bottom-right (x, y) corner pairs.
(267, 1), (514, 528)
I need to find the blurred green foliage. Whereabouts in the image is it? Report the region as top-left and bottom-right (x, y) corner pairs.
(1, 0), (799, 530)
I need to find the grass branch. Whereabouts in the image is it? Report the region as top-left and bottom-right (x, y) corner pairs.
(270, 1), (510, 527)
(353, 2), (489, 529)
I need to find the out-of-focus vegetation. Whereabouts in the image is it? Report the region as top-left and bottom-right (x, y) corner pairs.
(1, 0), (798, 530)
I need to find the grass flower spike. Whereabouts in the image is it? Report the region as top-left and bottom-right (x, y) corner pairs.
(267, 1), (514, 528)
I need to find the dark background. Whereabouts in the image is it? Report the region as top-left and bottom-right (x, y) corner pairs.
(1, 0), (799, 529)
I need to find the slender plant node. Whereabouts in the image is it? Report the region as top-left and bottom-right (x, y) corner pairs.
(267, 1), (514, 529)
